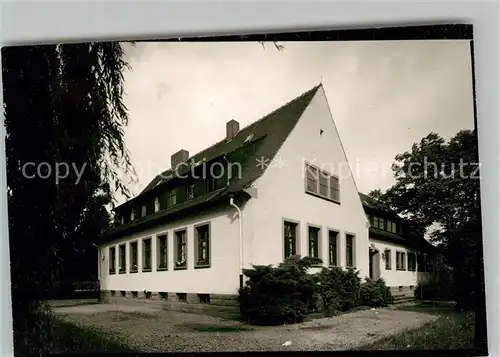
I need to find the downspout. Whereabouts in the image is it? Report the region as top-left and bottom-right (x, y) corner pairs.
(230, 197), (244, 289)
(93, 243), (101, 302)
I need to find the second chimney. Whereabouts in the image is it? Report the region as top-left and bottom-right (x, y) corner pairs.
(226, 119), (240, 140)
(171, 149), (189, 170)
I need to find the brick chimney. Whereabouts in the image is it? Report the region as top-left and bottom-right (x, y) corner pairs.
(226, 119), (240, 140)
(171, 149), (189, 170)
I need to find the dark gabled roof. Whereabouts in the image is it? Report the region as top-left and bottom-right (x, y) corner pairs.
(102, 85), (321, 241)
(359, 192), (434, 252)
(359, 192), (378, 209)
(140, 84), (320, 196)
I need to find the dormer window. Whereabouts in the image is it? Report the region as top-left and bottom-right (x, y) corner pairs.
(141, 205), (147, 217)
(120, 216), (124, 225)
(154, 197), (160, 212)
(187, 184), (195, 200)
(131, 209), (135, 221)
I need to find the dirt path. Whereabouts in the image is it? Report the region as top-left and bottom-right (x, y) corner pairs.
(53, 304), (438, 352)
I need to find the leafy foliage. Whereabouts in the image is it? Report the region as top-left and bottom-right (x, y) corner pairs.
(238, 256), (320, 325)
(414, 255), (455, 302)
(359, 278), (394, 307)
(315, 267), (362, 314)
(238, 256), (396, 325)
(2, 43), (134, 353)
(374, 130), (486, 347)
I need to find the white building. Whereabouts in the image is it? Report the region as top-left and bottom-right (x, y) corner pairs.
(96, 85), (432, 307)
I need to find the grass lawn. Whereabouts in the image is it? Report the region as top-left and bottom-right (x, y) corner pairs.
(356, 301), (475, 350)
(16, 311), (136, 355)
(49, 317), (137, 353)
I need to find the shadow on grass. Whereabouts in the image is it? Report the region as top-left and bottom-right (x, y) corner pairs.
(49, 317), (138, 353)
(355, 301), (475, 351)
(192, 325), (250, 333)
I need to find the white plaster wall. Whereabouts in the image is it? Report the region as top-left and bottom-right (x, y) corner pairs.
(98, 206), (241, 295)
(369, 238), (422, 287)
(246, 87), (370, 278)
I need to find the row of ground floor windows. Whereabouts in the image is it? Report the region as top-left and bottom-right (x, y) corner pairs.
(283, 220), (355, 268)
(108, 223), (210, 274)
(384, 250), (421, 272)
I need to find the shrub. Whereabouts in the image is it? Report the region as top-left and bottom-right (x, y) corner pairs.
(316, 267), (362, 314)
(359, 278), (394, 307)
(238, 255), (320, 325)
(414, 258), (455, 301)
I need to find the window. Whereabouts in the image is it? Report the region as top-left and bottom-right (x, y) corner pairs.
(129, 241), (138, 273)
(141, 205), (147, 217)
(120, 216), (124, 225)
(186, 183), (195, 200)
(142, 238), (152, 272)
(109, 246), (116, 274)
(329, 176), (340, 202)
(157, 234), (168, 270)
(305, 163), (340, 203)
(195, 224), (210, 268)
(308, 226), (320, 259)
(408, 252), (417, 271)
(284, 221), (298, 259)
(154, 197), (160, 212)
(390, 222), (397, 233)
(328, 230), (338, 266)
(373, 217), (385, 230)
(167, 189), (177, 207)
(396, 251), (406, 270)
(198, 294), (210, 303)
(305, 165), (319, 193)
(384, 249), (392, 270)
(346, 234), (354, 267)
(130, 209), (135, 221)
(319, 174), (328, 197)
(174, 230), (187, 269)
(118, 244), (126, 273)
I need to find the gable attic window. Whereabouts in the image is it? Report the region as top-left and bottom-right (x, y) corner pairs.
(305, 163), (340, 203)
(154, 197), (160, 212)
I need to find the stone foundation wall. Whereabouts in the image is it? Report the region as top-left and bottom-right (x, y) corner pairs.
(389, 285), (416, 297)
(100, 290), (240, 318)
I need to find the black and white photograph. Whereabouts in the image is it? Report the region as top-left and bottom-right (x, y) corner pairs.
(1, 25), (488, 355)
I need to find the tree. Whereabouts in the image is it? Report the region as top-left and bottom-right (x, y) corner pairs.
(2, 42), (134, 353)
(378, 130), (486, 350)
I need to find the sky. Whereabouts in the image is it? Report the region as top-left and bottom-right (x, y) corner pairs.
(118, 40), (474, 204)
